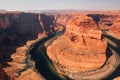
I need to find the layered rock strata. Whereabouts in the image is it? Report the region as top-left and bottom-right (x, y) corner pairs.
(47, 15), (108, 78)
(0, 11), (120, 80)
(0, 12), (56, 79)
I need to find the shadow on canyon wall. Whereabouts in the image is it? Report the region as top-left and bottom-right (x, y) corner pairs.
(0, 13), (56, 68)
(87, 14), (102, 25)
(87, 14), (116, 29)
(103, 34), (120, 80)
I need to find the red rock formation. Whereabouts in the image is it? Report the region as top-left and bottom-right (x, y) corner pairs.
(55, 14), (72, 25)
(47, 15), (107, 73)
(0, 12), (56, 79)
(38, 14), (55, 34)
(66, 15), (101, 39)
(108, 17), (120, 38)
(0, 11), (119, 80)
(114, 77), (120, 80)
(88, 14), (119, 30)
(0, 64), (10, 80)
(0, 13), (56, 45)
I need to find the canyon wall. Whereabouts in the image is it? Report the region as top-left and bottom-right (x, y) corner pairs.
(0, 12), (56, 80)
(47, 14), (107, 74)
(108, 16), (120, 38)
(0, 12), (119, 45)
(88, 14), (120, 31)
(0, 12), (57, 45)
(47, 13), (120, 79)
(0, 11), (119, 79)
(0, 64), (10, 80)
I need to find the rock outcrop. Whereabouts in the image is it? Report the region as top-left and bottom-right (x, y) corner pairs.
(47, 15), (108, 76)
(88, 14), (119, 31)
(0, 12), (56, 45)
(0, 64), (10, 80)
(55, 14), (73, 25)
(108, 16), (120, 38)
(0, 11), (119, 80)
(0, 12), (56, 79)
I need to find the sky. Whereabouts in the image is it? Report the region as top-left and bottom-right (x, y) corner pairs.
(0, 0), (120, 11)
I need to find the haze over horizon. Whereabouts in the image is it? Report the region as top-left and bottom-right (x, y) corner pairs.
(0, 0), (120, 11)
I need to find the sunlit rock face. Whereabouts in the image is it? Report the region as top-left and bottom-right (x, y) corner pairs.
(87, 14), (120, 31)
(47, 15), (107, 74)
(0, 11), (120, 80)
(55, 14), (73, 25)
(108, 16), (120, 38)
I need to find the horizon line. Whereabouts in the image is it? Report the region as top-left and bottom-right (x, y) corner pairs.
(1, 9), (120, 12)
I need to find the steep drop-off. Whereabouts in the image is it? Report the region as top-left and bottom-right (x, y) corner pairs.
(0, 12), (56, 80)
(0, 11), (120, 80)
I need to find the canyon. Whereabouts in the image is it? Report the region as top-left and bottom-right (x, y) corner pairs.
(0, 11), (120, 80)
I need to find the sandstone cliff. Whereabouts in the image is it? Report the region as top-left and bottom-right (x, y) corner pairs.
(0, 64), (10, 80)
(0, 11), (119, 80)
(88, 14), (119, 31)
(108, 16), (120, 38)
(0, 12), (56, 79)
(47, 15), (107, 74)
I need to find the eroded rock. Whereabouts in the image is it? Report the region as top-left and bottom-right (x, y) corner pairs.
(47, 15), (108, 78)
(0, 11), (119, 80)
